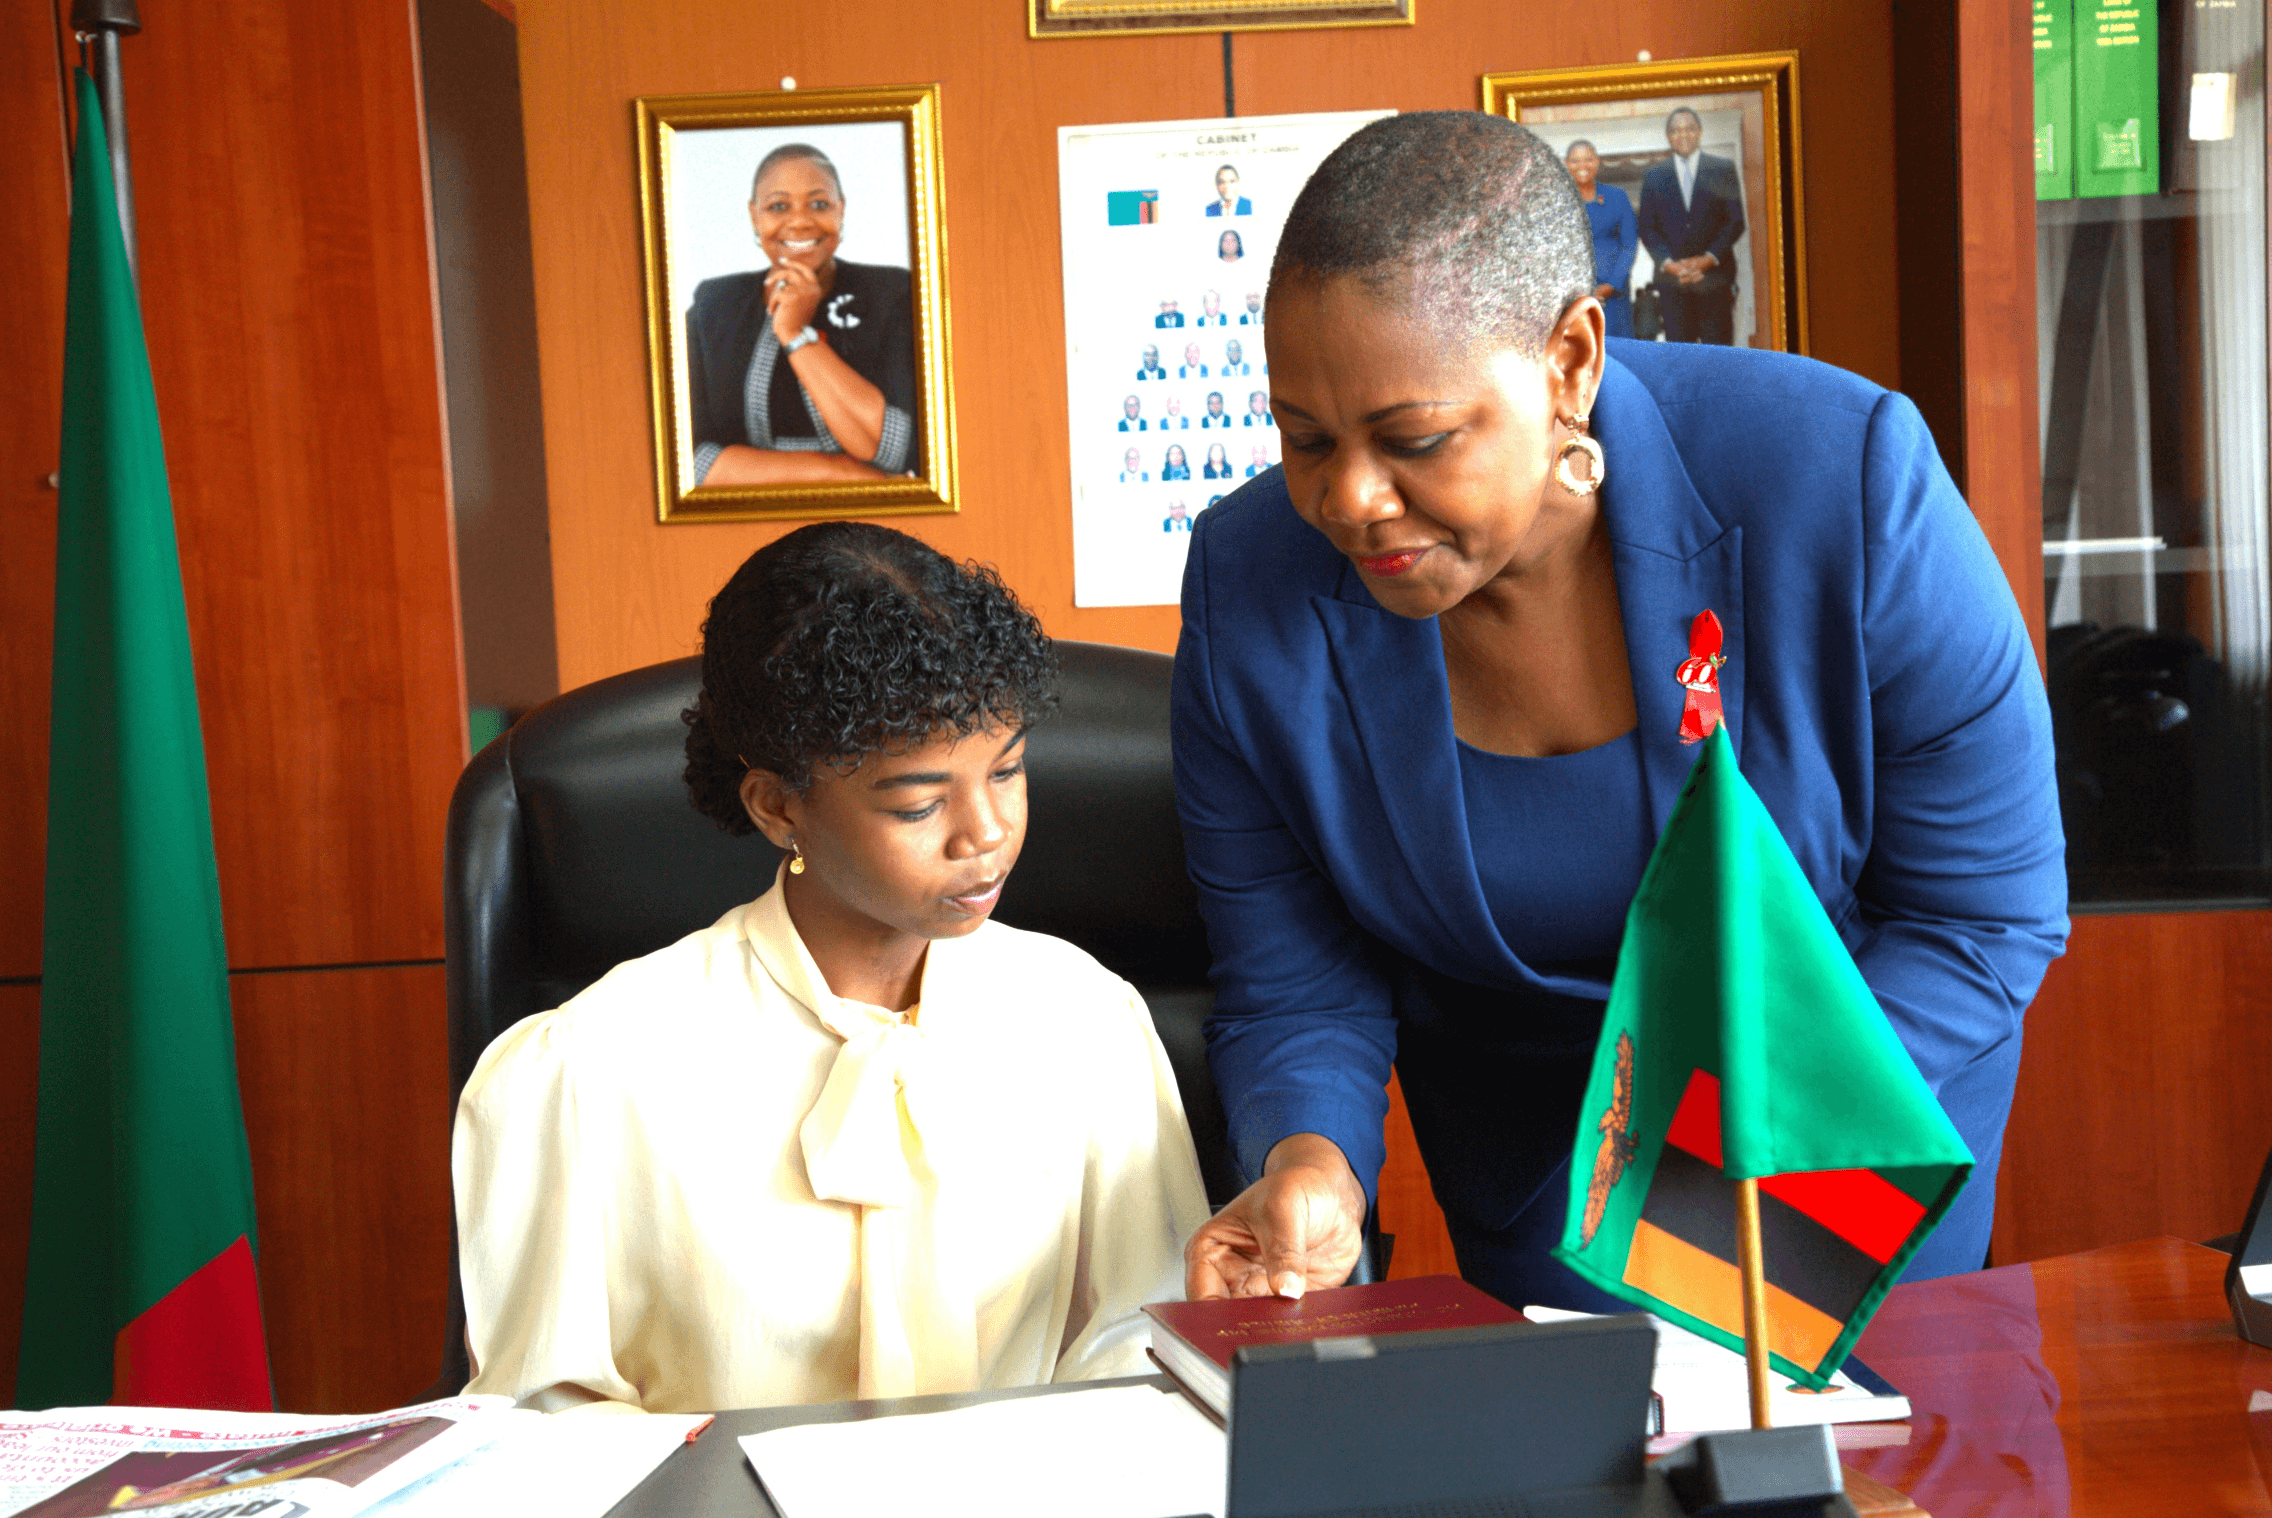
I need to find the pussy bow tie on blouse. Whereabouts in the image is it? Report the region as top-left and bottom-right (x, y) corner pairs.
(796, 989), (981, 1398)
(799, 998), (947, 1210)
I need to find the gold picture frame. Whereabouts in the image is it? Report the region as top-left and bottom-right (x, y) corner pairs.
(636, 83), (958, 524)
(1482, 53), (1807, 355)
(1029, 0), (1411, 40)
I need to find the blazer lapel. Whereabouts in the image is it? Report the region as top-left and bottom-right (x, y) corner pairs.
(1298, 356), (1743, 978)
(1594, 358), (1745, 838)
(1310, 581), (1512, 983)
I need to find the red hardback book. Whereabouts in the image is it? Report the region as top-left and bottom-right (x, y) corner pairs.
(1143, 1275), (1524, 1414)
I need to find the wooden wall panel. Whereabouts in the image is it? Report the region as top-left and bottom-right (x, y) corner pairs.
(0, 968), (452, 1417)
(0, 985), (39, 1407)
(116, 0), (464, 971)
(517, 4), (1217, 686)
(1955, 1), (2270, 1267)
(3, 1), (464, 1411)
(1993, 913), (2272, 1264)
(517, 0), (1903, 692)
(8, 1), (463, 978)
(1892, 0), (1965, 487)
(234, 965), (453, 1414)
(1237, 9), (1901, 388)
(1956, 0), (2044, 636)
(0, 9), (69, 981)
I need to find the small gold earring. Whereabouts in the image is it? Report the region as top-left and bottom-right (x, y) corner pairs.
(1554, 414), (1605, 496)
(788, 839), (806, 875)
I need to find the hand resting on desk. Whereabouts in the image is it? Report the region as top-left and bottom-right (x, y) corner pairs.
(1184, 1132), (1366, 1299)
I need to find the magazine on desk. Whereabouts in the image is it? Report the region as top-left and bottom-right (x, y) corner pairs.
(0, 1397), (515, 1518)
(0, 1396), (700, 1518)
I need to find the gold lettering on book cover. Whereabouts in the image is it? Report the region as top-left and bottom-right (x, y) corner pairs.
(1209, 1303), (1426, 1338)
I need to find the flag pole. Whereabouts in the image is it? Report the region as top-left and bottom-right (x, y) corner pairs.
(1734, 1177), (1773, 1429)
(70, 0), (141, 284)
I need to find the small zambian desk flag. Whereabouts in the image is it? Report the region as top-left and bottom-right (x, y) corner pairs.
(17, 72), (272, 1411)
(1555, 728), (1972, 1389)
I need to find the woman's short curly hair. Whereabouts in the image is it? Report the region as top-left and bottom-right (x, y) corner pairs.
(683, 523), (1059, 834)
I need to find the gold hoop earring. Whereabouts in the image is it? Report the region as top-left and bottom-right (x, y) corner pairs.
(1554, 415), (1605, 497)
(788, 839), (807, 875)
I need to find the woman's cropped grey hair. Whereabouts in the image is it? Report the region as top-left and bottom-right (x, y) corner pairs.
(1269, 111), (1594, 356)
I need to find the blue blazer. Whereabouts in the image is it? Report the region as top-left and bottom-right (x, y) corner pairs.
(1586, 184), (1638, 295)
(1172, 342), (2066, 1269)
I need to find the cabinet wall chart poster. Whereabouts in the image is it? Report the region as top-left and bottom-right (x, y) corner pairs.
(1057, 110), (1390, 608)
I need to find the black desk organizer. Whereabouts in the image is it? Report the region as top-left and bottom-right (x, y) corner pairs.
(2226, 1144), (2272, 1347)
(1227, 1315), (1859, 1518)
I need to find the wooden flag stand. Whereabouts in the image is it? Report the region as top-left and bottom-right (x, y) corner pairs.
(1738, 1183), (1929, 1515)
(1735, 1177), (1777, 1430)
(1659, 1178), (1904, 1516)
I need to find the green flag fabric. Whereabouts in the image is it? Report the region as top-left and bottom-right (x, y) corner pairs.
(17, 71), (272, 1412)
(1555, 728), (1972, 1389)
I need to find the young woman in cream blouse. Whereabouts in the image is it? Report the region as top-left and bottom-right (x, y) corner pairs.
(453, 523), (1210, 1413)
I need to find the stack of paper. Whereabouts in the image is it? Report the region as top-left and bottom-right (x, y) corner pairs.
(741, 1384), (1224, 1518)
(1524, 1306), (1910, 1435)
(356, 1413), (704, 1517)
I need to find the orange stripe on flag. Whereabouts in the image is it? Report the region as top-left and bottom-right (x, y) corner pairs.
(1622, 1218), (1845, 1368)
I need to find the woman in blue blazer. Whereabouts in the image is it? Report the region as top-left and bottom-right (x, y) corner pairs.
(1174, 113), (2065, 1312)
(1565, 141), (1637, 340)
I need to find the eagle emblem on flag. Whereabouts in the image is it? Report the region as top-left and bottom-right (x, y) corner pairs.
(1581, 1031), (1638, 1247)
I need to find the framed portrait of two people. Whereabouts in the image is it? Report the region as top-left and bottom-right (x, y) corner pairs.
(636, 83), (958, 524)
(1483, 54), (1807, 356)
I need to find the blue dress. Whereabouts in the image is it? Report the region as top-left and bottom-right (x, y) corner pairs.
(1449, 730), (1656, 1310)
(1459, 731), (1652, 976)
(1585, 186), (1638, 340)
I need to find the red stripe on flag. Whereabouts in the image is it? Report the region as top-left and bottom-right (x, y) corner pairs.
(113, 1234), (272, 1411)
(1663, 1068), (1724, 1166)
(1759, 1169), (1928, 1265)
(1663, 1067), (1931, 1265)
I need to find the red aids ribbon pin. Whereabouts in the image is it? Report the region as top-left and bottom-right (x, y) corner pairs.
(1675, 610), (1726, 745)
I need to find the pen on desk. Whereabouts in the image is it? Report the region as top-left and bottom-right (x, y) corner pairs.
(686, 1414), (716, 1444)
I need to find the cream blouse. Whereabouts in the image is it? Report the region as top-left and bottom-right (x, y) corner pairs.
(454, 869), (1211, 1413)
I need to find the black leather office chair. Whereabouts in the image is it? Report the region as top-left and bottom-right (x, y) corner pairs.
(434, 640), (1381, 1394)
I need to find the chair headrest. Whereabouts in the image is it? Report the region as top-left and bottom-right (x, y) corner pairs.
(489, 641), (1210, 997)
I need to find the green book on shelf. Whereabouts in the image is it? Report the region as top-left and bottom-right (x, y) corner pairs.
(2075, 0), (2159, 199)
(2034, 0), (2075, 200)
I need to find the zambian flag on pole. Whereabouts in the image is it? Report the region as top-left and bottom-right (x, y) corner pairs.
(16, 71), (272, 1412)
(1556, 728), (1971, 1393)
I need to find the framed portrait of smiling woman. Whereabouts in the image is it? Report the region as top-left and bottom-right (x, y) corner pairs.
(636, 84), (958, 523)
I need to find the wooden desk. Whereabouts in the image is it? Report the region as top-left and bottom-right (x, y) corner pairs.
(1847, 1236), (2272, 1516)
(607, 1238), (2269, 1516)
